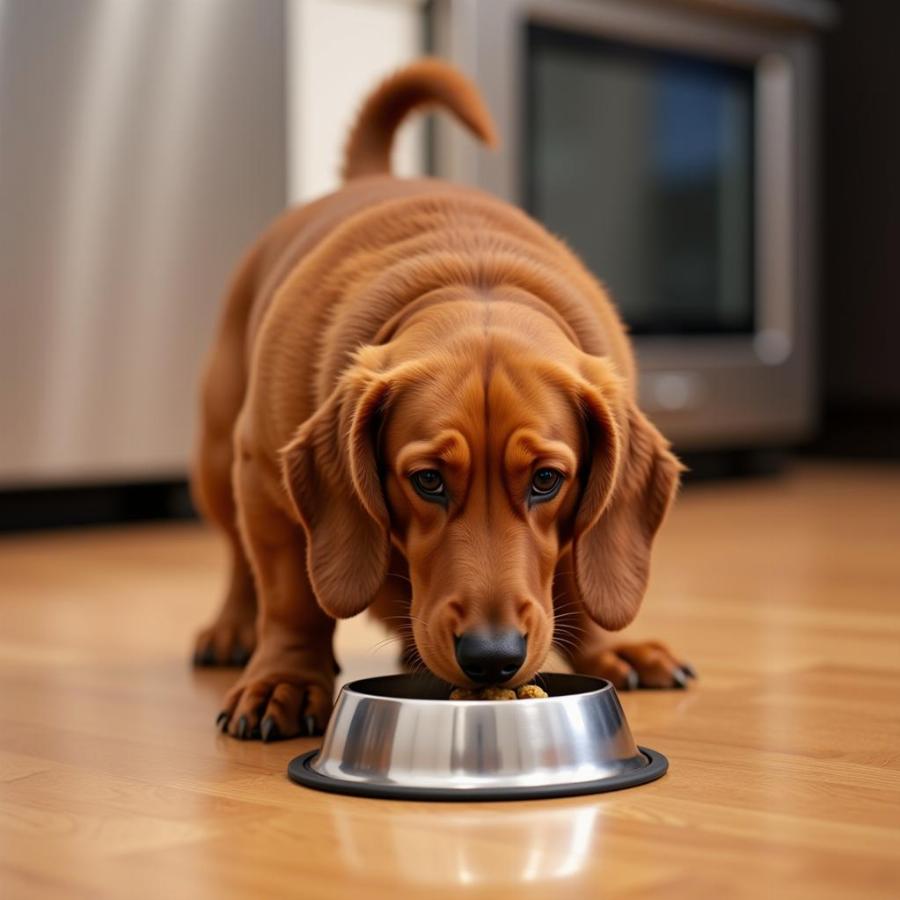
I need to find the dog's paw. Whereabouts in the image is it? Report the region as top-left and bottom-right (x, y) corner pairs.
(192, 613), (256, 668)
(218, 670), (334, 742)
(577, 640), (696, 691)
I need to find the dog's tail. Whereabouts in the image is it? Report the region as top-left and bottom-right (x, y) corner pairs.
(342, 58), (498, 182)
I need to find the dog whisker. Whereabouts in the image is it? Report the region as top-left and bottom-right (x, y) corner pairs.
(386, 572), (413, 586)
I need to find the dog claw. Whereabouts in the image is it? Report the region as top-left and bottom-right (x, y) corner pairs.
(622, 670), (639, 692)
(672, 668), (689, 689)
(237, 715), (249, 740)
(261, 717), (279, 743)
(681, 662), (698, 680)
(216, 711), (229, 731)
(194, 645), (216, 667)
(304, 714), (318, 736)
(229, 646), (252, 667)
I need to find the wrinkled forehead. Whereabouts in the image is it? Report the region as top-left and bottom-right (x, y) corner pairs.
(384, 353), (583, 456)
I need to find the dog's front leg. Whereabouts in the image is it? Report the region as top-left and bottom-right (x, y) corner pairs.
(218, 456), (337, 741)
(552, 568), (695, 690)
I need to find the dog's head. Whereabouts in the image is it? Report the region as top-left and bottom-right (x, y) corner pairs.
(281, 301), (680, 687)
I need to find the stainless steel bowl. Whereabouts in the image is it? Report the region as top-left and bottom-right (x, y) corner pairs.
(288, 673), (667, 801)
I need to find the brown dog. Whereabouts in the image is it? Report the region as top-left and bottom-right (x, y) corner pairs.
(192, 60), (689, 741)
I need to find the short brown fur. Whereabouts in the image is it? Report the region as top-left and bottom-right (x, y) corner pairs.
(193, 60), (686, 740)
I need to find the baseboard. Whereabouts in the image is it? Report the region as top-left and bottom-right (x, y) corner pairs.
(0, 480), (197, 533)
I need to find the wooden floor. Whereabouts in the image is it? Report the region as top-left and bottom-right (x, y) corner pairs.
(1, 464), (899, 899)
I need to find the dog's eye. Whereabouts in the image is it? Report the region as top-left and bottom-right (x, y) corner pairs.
(411, 469), (446, 500)
(530, 468), (564, 503)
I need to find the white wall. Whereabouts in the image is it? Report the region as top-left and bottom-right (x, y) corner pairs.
(287, 0), (426, 203)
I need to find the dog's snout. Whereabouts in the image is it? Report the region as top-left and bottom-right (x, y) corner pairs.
(454, 629), (527, 684)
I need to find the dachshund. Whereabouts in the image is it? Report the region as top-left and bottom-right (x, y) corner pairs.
(191, 59), (690, 741)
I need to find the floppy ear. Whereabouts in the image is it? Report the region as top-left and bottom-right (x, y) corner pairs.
(280, 359), (392, 619)
(571, 360), (683, 631)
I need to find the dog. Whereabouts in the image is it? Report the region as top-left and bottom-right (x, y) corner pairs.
(192, 59), (690, 741)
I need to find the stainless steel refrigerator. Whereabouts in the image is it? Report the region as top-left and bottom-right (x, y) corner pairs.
(0, 0), (287, 486)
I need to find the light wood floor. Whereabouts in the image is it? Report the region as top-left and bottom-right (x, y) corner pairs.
(1, 464), (899, 899)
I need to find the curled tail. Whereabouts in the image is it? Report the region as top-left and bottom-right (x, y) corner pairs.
(342, 58), (498, 182)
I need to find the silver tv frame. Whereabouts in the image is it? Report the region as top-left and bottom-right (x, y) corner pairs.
(428, 0), (828, 450)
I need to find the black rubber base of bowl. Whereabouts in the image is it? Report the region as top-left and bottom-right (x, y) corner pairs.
(287, 746), (667, 802)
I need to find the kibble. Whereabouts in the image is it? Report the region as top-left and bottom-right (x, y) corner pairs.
(515, 684), (549, 699)
(449, 684), (548, 701)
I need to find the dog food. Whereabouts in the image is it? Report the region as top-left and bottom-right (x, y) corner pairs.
(449, 684), (549, 701)
(515, 683), (549, 699)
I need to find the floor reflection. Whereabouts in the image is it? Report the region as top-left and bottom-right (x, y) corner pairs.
(329, 797), (603, 888)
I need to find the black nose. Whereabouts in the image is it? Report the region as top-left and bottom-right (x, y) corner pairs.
(454, 630), (527, 684)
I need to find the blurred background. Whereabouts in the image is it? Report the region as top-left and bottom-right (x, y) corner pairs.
(0, 0), (896, 531)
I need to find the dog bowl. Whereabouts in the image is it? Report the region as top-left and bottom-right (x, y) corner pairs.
(288, 673), (667, 801)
